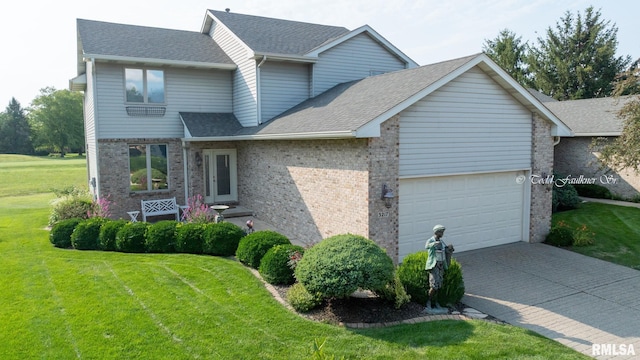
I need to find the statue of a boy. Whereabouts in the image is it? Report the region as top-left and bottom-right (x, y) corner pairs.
(424, 224), (454, 314)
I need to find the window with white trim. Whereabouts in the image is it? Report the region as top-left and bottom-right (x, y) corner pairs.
(129, 144), (168, 192)
(125, 68), (165, 104)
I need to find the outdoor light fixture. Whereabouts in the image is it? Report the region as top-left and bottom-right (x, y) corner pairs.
(381, 184), (395, 208)
(195, 152), (202, 167)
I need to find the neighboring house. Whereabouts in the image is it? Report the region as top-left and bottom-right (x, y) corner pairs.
(69, 9), (572, 262)
(542, 96), (640, 199)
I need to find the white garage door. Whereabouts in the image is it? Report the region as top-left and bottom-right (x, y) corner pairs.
(399, 171), (528, 261)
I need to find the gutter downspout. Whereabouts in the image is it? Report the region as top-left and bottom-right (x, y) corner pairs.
(256, 55), (267, 124)
(553, 136), (561, 146)
(182, 140), (189, 205)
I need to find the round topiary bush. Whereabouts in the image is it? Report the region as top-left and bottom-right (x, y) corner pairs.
(294, 234), (394, 299)
(397, 251), (429, 305)
(99, 219), (128, 251)
(235, 230), (290, 269)
(202, 222), (245, 256)
(259, 244), (305, 285)
(49, 218), (83, 248)
(175, 222), (205, 254)
(437, 259), (465, 306)
(545, 224), (574, 247)
(286, 282), (323, 313)
(116, 222), (149, 253)
(71, 217), (105, 250)
(145, 220), (178, 253)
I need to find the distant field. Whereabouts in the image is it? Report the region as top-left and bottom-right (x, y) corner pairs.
(0, 154), (87, 197)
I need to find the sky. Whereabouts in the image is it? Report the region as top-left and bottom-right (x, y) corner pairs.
(2, 0), (638, 108)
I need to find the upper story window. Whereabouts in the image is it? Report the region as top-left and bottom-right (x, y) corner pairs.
(125, 68), (165, 104)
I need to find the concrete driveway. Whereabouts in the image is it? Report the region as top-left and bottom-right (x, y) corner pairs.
(455, 242), (640, 359)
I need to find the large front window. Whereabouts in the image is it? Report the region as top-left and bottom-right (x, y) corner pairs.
(125, 68), (165, 103)
(129, 144), (168, 192)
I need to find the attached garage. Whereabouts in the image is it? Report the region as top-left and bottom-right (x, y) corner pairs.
(397, 67), (535, 261)
(399, 171), (529, 259)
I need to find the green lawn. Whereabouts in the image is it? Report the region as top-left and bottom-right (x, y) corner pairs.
(552, 202), (640, 270)
(0, 155), (589, 359)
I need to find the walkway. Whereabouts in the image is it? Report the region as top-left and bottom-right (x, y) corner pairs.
(455, 242), (640, 359)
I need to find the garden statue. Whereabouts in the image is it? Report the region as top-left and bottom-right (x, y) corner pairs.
(424, 224), (455, 314)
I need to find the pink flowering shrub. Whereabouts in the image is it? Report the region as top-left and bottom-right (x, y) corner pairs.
(182, 194), (214, 223)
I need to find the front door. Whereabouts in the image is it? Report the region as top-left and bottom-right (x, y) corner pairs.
(203, 149), (237, 204)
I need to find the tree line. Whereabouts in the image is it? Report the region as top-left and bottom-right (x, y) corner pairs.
(0, 88), (84, 156)
(483, 6), (639, 173)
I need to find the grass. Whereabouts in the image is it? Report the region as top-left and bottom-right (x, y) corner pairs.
(0, 154), (87, 197)
(0, 155), (589, 359)
(552, 202), (640, 270)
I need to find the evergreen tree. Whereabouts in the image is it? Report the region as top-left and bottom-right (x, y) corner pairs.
(527, 6), (630, 100)
(0, 98), (33, 154)
(483, 29), (533, 87)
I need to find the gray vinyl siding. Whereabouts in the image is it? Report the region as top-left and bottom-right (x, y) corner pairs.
(94, 62), (232, 139)
(210, 21), (257, 127)
(260, 62), (310, 122)
(313, 33), (406, 96)
(399, 67), (532, 177)
(84, 61), (99, 195)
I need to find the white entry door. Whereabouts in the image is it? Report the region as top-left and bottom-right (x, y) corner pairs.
(203, 149), (238, 204)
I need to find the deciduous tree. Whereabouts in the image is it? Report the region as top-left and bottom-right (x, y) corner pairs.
(29, 88), (84, 156)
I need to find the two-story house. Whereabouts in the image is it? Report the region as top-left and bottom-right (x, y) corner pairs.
(70, 9), (571, 262)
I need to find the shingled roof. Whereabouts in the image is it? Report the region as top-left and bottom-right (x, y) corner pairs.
(543, 96), (635, 136)
(207, 10), (350, 56)
(184, 53), (572, 140)
(76, 19), (234, 69)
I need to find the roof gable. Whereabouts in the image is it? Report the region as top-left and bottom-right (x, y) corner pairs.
(306, 25), (418, 67)
(205, 10), (349, 56)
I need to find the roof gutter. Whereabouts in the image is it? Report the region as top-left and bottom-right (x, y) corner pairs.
(252, 52), (317, 63)
(182, 130), (357, 142)
(83, 54), (237, 70)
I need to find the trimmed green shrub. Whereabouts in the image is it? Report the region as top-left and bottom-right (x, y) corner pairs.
(545, 221), (574, 247)
(99, 219), (128, 251)
(49, 195), (93, 226)
(286, 283), (323, 313)
(374, 271), (412, 309)
(49, 218), (83, 248)
(259, 244), (305, 285)
(175, 222), (205, 254)
(574, 184), (612, 199)
(552, 177), (580, 212)
(437, 259), (465, 306)
(116, 222), (149, 253)
(397, 251), (430, 305)
(236, 230), (290, 269)
(397, 251), (465, 307)
(202, 222), (245, 256)
(146, 220), (178, 253)
(71, 217), (105, 250)
(294, 234), (394, 299)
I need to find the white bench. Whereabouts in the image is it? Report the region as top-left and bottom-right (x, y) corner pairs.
(140, 197), (181, 222)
